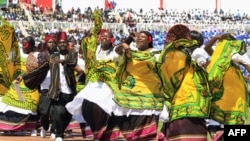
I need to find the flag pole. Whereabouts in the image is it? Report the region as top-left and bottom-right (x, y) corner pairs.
(160, 0), (163, 10)
(215, 0), (218, 11)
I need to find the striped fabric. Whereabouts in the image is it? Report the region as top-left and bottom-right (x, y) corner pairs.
(0, 113), (37, 131)
(166, 118), (207, 141)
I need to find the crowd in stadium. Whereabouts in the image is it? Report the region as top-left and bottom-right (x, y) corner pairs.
(2, 2), (250, 50)
(0, 1), (250, 141)
(4, 1), (250, 24)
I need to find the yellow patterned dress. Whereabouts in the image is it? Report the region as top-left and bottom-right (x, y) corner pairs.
(207, 39), (249, 125)
(0, 21), (21, 95)
(157, 39), (211, 141)
(111, 50), (166, 111)
(158, 39), (212, 121)
(0, 52), (40, 131)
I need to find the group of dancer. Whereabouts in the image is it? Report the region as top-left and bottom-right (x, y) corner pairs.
(0, 9), (249, 141)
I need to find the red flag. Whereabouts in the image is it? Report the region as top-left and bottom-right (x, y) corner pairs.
(36, 0), (53, 9)
(105, 0), (110, 9)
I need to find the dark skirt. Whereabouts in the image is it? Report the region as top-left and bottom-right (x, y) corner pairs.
(207, 125), (224, 141)
(116, 115), (159, 141)
(82, 99), (159, 141)
(0, 111), (38, 131)
(166, 118), (208, 141)
(82, 99), (118, 140)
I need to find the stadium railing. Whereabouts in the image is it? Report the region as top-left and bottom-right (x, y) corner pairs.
(9, 21), (250, 33)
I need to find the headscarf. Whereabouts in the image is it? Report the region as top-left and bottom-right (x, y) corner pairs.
(166, 24), (191, 43)
(44, 34), (57, 44)
(98, 29), (108, 43)
(57, 31), (68, 42)
(99, 29), (108, 35)
(23, 36), (36, 52)
(24, 36), (35, 48)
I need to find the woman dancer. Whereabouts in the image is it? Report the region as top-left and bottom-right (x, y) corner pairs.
(157, 24), (212, 141)
(205, 33), (250, 140)
(66, 11), (168, 139)
(0, 36), (40, 135)
(66, 9), (119, 140)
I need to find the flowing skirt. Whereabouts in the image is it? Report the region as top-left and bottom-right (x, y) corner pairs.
(66, 81), (168, 118)
(66, 81), (169, 140)
(166, 118), (207, 141)
(0, 97), (37, 131)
